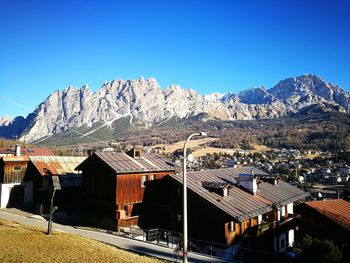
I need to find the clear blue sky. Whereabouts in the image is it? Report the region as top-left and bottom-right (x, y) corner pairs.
(1, 0), (349, 117)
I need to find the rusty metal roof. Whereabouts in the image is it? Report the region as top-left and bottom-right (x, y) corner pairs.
(305, 199), (350, 231)
(170, 167), (309, 222)
(29, 156), (86, 176)
(78, 152), (176, 174)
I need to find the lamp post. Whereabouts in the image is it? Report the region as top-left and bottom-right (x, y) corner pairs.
(183, 131), (207, 263)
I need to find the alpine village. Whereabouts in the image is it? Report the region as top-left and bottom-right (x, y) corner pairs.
(1, 75), (350, 263)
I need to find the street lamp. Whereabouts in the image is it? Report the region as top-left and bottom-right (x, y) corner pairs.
(182, 131), (207, 263)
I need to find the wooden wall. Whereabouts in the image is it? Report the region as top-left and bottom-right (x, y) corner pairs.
(1, 160), (28, 184)
(116, 171), (170, 205)
(116, 171), (172, 227)
(83, 156), (116, 208)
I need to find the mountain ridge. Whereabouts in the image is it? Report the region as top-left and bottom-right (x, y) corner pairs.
(0, 74), (349, 143)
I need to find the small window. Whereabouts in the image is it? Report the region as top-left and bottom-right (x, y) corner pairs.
(148, 174), (154, 181)
(13, 166), (21, 171)
(228, 221), (235, 232)
(177, 214), (182, 221)
(141, 175), (146, 187)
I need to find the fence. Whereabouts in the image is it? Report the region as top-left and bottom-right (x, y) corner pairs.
(116, 226), (235, 260)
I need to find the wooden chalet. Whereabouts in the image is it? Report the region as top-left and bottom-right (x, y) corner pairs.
(140, 167), (309, 254)
(75, 147), (176, 230)
(25, 156), (86, 215)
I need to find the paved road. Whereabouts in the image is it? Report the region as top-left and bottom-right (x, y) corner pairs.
(0, 210), (229, 263)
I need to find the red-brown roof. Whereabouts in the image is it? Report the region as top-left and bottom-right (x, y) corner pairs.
(0, 147), (54, 156)
(21, 148), (55, 156)
(305, 199), (350, 231)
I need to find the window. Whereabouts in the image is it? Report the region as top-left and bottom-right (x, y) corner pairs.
(141, 175), (146, 187)
(13, 166), (21, 171)
(148, 174), (154, 181)
(177, 214), (182, 221)
(228, 221), (235, 232)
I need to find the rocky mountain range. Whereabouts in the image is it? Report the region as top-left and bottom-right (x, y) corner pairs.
(0, 74), (349, 143)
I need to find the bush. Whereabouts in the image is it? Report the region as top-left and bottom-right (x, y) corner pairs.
(299, 235), (342, 263)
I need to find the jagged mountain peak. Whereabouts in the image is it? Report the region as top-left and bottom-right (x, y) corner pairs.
(238, 85), (276, 104)
(268, 74), (349, 111)
(0, 74), (348, 143)
(203, 92), (226, 102)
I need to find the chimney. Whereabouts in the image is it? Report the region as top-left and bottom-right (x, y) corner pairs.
(15, 144), (21, 156)
(126, 147), (141, 158)
(239, 170), (257, 194)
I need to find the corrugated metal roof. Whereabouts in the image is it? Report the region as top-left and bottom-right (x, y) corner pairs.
(257, 181), (309, 208)
(22, 148), (55, 156)
(305, 199), (350, 231)
(170, 168), (273, 222)
(90, 152), (176, 174)
(170, 167), (309, 222)
(29, 156), (86, 176)
(0, 147), (54, 156)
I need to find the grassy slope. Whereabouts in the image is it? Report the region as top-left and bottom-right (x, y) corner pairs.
(0, 219), (165, 263)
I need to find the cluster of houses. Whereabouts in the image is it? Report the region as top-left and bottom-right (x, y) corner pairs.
(0, 144), (349, 261)
(176, 148), (350, 187)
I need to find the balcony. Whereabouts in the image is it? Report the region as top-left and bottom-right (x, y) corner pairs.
(258, 214), (301, 234)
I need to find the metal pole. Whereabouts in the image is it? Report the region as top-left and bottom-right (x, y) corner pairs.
(183, 132), (207, 263)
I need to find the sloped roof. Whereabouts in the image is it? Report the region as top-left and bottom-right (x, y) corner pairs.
(257, 181), (309, 208)
(0, 147), (54, 156)
(29, 156), (86, 176)
(305, 199), (350, 231)
(77, 152), (176, 174)
(170, 168), (272, 222)
(22, 148), (55, 156)
(170, 167), (309, 222)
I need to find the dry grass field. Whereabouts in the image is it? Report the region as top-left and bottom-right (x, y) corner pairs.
(0, 219), (165, 263)
(156, 138), (271, 157)
(156, 137), (239, 157)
